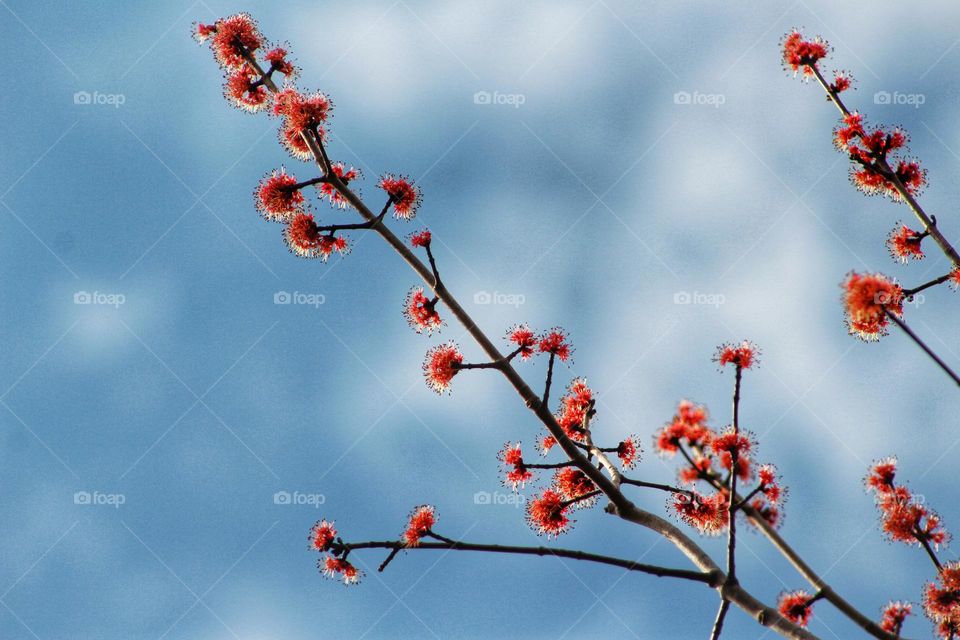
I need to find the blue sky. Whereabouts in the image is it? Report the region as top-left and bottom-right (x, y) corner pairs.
(2, 1), (960, 638)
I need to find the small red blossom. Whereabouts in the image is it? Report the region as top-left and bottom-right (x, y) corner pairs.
(206, 13), (264, 70)
(264, 46), (296, 76)
(255, 168), (305, 221)
(507, 324), (537, 360)
(319, 162), (360, 209)
(224, 68), (268, 112)
(378, 174), (421, 220)
(951, 268), (960, 291)
(321, 555), (361, 585)
(556, 378), (593, 441)
(842, 271), (903, 341)
(538, 434), (558, 456)
(830, 70), (853, 94)
(654, 400), (713, 456)
(710, 429), (752, 458)
(309, 519), (337, 552)
(526, 489), (572, 537)
(757, 464), (785, 504)
(782, 30), (829, 78)
(887, 223), (925, 263)
(852, 159), (927, 201)
(403, 505), (436, 547)
(553, 468), (597, 506)
(498, 442), (533, 490)
(284, 213), (349, 261)
(423, 342), (463, 394)
(409, 229), (432, 248)
(616, 436), (641, 469)
(833, 112), (864, 151)
(778, 590), (814, 627)
(865, 457), (898, 494)
(276, 90), (332, 160)
(192, 22), (216, 44)
(715, 340), (759, 369)
(403, 287), (443, 335)
(750, 497), (782, 529)
(924, 562), (960, 627)
(672, 491), (727, 536)
(880, 601), (912, 634)
(538, 329), (572, 362)
(678, 455), (714, 485)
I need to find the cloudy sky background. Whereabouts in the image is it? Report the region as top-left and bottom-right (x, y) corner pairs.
(2, 1), (960, 638)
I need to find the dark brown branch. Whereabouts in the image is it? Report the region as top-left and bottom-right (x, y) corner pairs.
(902, 273), (953, 298)
(884, 309), (960, 386)
(542, 351), (557, 409)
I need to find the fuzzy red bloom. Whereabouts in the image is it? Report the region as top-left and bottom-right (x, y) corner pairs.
(275, 90), (332, 160)
(782, 30), (829, 78)
(526, 489), (572, 537)
(538, 329), (572, 361)
(309, 519), (337, 552)
(224, 68), (269, 112)
(507, 324), (537, 360)
(842, 271), (903, 341)
(865, 457), (898, 494)
(778, 590), (814, 627)
(852, 159), (927, 200)
(672, 491), (727, 536)
(284, 214), (349, 261)
(830, 70), (853, 94)
(255, 168), (305, 221)
(887, 223), (925, 263)
(409, 229), (432, 248)
(553, 468), (597, 506)
(758, 464), (785, 504)
(616, 436), (641, 469)
(678, 455), (714, 485)
(538, 434), (558, 456)
(318, 163), (359, 209)
(379, 174), (421, 220)
(264, 47), (296, 76)
(498, 442), (533, 490)
(193, 22), (216, 43)
(206, 13), (264, 70)
(924, 562), (960, 627)
(654, 400), (713, 456)
(321, 555), (361, 585)
(833, 112), (864, 151)
(750, 497), (782, 529)
(951, 268), (960, 291)
(715, 340), (759, 369)
(880, 601), (912, 634)
(403, 505), (436, 547)
(403, 287), (443, 335)
(556, 378), (593, 441)
(710, 429), (752, 458)
(877, 485), (949, 548)
(423, 342), (463, 394)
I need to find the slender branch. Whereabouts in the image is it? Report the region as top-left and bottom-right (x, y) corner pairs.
(621, 477), (692, 495)
(425, 242), (443, 292)
(902, 273), (953, 298)
(884, 309), (960, 386)
(710, 600), (731, 640)
(452, 361), (503, 371)
(726, 365), (743, 583)
(916, 532), (944, 573)
(542, 352), (556, 409)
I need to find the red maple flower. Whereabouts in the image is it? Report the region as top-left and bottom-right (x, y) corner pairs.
(714, 340), (759, 369)
(275, 90), (332, 160)
(781, 30), (829, 78)
(423, 342), (463, 394)
(757, 464), (785, 504)
(887, 223), (925, 263)
(876, 485), (949, 548)
(526, 489), (572, 537)
(264, 46), (296, 76)
(672, 491), (727, 536)
(224, 68), (269, 112)
(865, 457), (898, 494)
(750, 497), (782, 529)
(556, 378), (593, 441)
(778, 590), (814, 627)
(507, 324), (537, 360)
(403, 505), (436, 547)
(378, 174), (421, 220)
(951, 268), (960, 291)
(319, 162), (359, 209)
(842, 271), (903, 341)
(833, 112), (864, 151)
(710, 429), (752, 458)
(409, 229), (432, 248)
(830, 70), (853, 94)
(498, 442), (533, 490)
(192, 22), (216, 44)
(403, 287), (443, 335)
(553, 468), (597, 506)
(320, 555), (361, 585)
(284, 214), (348, 261)
(852, 159), (927, 200)
(538, 434), (558, 456)
(880, 601), (912, 634)
(678, 455), (714, 485)
(616, 436), (641, 469)
(654, 400), (713, 456)
(205, 13), (264, 70)
(538, 329), (572, 361)
(924, 562), (960, 626)
(255, 168), (305, 221)
(309, 519), (337, 552)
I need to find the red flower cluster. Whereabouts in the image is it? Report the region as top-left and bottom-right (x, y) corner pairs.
(781, 30), (829, 78)
(710, 428), (754, 480)
(880, 601), (912, 635)
(195, 14), (264, 70)
(832, 112), (926, 200)
(778, 590), (814, 627)
(865, 458), (949, 549)
(714, 340), (759, 370)
(830, 70), (853, 94)
(842, 271), (903, 341)
(616, 435), (641, 469)
(321, 555), (361, 585)
(284, 213), (348, 261)
(925, 563), (960, 638)
(264, 46), (296, 76)
(498, 442), (533, 490)
(409, 229), (432, 248)
(224, 68), (268, 112)
(255, 168), (304, 221)
(273, 89), (332, 161)
(309, 518), (361, 585)
(538, 329), (572, 361)
(403, 505), (436, 547)
(526, 489), (572, 537)
(309, 519), (337, 552)
(404, 287), (443, 335)
(654, 399), (712, 456)
(378, 174), (421, 220)
(538, 434), (558, 456)
(319, 163), (359, 209)
(507, 324), (537, 360)
(423, 342), (463, 394)
(553, 468), (597, 506)
(555, 378), (593, 441)
(671, 490), (727, 536)
(887, 223), (925, 263)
